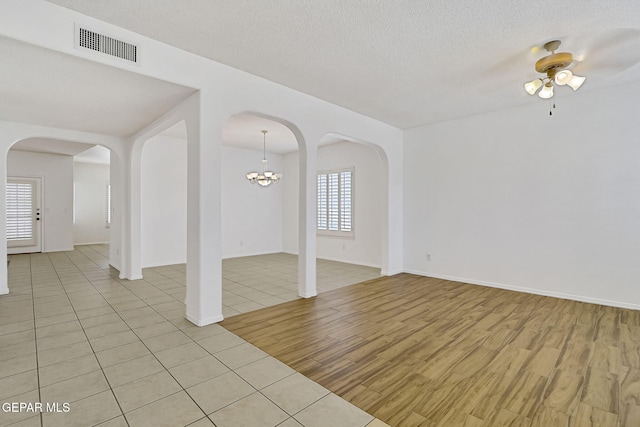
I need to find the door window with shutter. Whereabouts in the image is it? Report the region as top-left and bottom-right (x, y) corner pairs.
(6, 177), (42, 253)
(317, 168), (354, 237)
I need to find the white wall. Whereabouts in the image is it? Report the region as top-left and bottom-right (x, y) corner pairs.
(282, 151), (299, 254)
(7, 150), (74, 252)
(283, 141), (383, 268)
(222, 145), (284, 258)
(403, 81), (640, 309)
(141, 135), (285, 266)
(141, 133), (187, 267)
(73, 161), (110, 245)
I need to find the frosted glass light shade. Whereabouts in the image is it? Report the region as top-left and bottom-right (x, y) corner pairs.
(555, 70), (585, 90)
(524, 79), (543, 95)
(554, 70), (573, 85)
(538, 83), (554, 99)
(567, 75), (585, 90)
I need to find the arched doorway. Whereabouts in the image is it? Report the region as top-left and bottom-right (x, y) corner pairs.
(313, 135), (387, 291)
(7, 138), (115, 256)
(219, 112), (303, 317)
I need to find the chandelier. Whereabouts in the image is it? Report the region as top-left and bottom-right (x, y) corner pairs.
(246, 130), (282, 187)
(524, 40), (586, 99)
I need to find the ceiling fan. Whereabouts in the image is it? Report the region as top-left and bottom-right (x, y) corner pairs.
(523, 40), (585, 99)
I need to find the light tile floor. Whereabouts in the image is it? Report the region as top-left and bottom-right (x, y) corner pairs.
(220, 253), (380, 317)
(0, 246), (387, 427)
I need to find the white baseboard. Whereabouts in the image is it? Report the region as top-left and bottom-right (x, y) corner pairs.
(117, 270), (143, 280)
(403, 269), (640, 311)
(229, 251), (381, 270)
(74, 242), (109, 246)
(381, 269), (403, 276)
(186, 312), (224, 326)
(141, 260), (186, 268)
(298, 291), (318, 298)
(317, 256), (381, 269)
(223, 250), (283, 260)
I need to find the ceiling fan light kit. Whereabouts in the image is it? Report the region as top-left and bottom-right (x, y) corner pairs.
(523, 40), (585, 100)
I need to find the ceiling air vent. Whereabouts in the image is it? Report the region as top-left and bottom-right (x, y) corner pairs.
(77, 27), (138, 63)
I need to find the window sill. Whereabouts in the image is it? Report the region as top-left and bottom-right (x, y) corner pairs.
(317, 230), (354, 239)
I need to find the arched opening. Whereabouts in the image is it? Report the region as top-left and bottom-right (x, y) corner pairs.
(4, 137), (119, 293)
(134, 111), (310, 319)
(313, 135), (387, 291)
(7, 138), (115, 256)
(220, 112), (302, 317)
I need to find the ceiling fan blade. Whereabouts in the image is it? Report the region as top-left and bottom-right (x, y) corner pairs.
(486, 44), (545, 75)
(572, 28), (640, 77)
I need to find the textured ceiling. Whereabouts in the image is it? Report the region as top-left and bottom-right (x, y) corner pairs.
(0, 36), (196, 137)
(46, 0), (640, 128)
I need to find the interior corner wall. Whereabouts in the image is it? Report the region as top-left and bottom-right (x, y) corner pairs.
(73, 161), (110, 245)
(403, 81), (640, 308)
(141, 134), (187, 267)
(222, 145), (284, 258)
(282, 141), (382, 268)
(7, 150), (74, 252)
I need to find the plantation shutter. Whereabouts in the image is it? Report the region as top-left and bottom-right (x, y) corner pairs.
(339, 171), (352, 232)
(317, 169), (353, 234)
(327, 173), (339, 231)
(6, 181), (34, 240)
(317, 175), (328, 230)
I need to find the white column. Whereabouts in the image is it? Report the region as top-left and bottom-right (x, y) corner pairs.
(0, 163), (8, 295)
(120, 140), (143, 280)
(108, 150), (124, 273)
(0, 130), (19, 295)
(184, 92), (224, 326)
(298, 141), (318, 298)
(385, 150), (403, 275)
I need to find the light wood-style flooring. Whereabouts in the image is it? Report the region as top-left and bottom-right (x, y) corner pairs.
(221, 273), (640, 427)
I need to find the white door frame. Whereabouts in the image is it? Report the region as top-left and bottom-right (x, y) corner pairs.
(7, 176), (43, 254)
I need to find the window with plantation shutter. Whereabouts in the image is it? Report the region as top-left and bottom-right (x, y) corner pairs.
(317, 168), (354, 237)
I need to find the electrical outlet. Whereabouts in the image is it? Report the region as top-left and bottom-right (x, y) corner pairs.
(240, 240), (243, 246)
(426, 253), (431, 262)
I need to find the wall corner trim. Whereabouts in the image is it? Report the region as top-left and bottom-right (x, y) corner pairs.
(186, 313), (224, 327)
